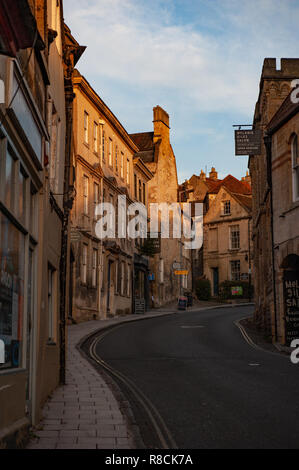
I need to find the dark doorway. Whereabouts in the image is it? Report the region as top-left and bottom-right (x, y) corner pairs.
(212, 268), (219, 297)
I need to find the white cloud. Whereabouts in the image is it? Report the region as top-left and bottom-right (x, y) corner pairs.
(63, 0), (262, 115)
(63, 0), (299, 180)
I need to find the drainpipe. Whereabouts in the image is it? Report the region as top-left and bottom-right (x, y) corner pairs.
(59, 75), (75, 385)
(264, 133), (278, 342)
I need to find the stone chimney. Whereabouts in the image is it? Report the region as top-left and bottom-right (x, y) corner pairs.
(209, 167), (218, 180)
(153, 105), (170, 143)
(199, 170), (206, 181)
(242, 170), (251, 185)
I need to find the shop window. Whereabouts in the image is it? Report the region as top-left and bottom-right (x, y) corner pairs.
(5, 150), (15, 211)
(18, 166), (27, 223)
(0, 213), (25, 369)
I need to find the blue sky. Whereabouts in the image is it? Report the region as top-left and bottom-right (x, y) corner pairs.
(64, 0), (299, 183)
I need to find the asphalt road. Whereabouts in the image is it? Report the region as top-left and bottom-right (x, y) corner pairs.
(95, 306), (299, 449)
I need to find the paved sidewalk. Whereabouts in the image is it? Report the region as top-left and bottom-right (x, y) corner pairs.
(26, 299), (233, 450)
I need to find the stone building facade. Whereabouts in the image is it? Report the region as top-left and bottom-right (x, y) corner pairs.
(264, 91), (299, 345)
(71, 71), (145, 321)
(0, 0), (85, 447)
(249, 58), (299, 341)
(179, 170), (252, 296)
(133, 157), (154, 314)
(203, 177), (252, 297)
(130, 106), (192, 307)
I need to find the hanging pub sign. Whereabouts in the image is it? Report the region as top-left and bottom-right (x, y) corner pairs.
(235, 129), (262, 156)
(283, 271), (299, 347)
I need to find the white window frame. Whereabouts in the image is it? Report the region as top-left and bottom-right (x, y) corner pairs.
(230, 225), (240, 250)
(102, 129), (105, 163)
(115, 145), (118, 172)
(83, 175), (89, 215)
(121, 152), (124, 179)
(82, 244), (88, 284)
(222, 200), (231, 215)
(94, 182), (99, 206)
(92, 249), (98, 288)
(109, 138), (113, 167)
(93, 121), (98, 153)
(126, 158), (130, 185)
(84, 111), (89, 144)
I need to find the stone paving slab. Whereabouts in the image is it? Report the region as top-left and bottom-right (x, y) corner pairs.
(27, 301), (229, 450)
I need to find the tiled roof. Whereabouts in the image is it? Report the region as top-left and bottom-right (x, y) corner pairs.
(208, 175), (252, 196)
(129, 132), (154, 151)
(268, 90), (299, 134)
(233, 194), (252, 211)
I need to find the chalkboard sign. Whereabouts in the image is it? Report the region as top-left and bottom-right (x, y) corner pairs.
(178, 297), (188, 311)
(135, 299), (145, 315)
(283, 271), (299, 347)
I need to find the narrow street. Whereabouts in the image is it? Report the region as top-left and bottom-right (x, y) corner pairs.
(93, 306), (299, 449)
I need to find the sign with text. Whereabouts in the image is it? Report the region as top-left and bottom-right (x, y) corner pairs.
(235, 129), (262, 156)
(284, 272), (299, 347)
(231, 286), (243, 296)
(175, 270), (189, 276)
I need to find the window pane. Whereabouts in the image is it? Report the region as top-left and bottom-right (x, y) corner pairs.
(84, 112), (89, 143)
(83, 176), (89, 215)
(94, 122), (98, 153)
(5, 151), (14, 210)
(92, 249), (97, 287)
(18, 167), (27, 222)
(0, 212), (25, 369)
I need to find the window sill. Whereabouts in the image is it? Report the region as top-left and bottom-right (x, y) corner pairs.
(0, 368), (26, 377)
(280, 200), (299, 218)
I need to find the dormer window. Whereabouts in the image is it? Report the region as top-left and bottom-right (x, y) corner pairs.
(222, 200), (231, 215)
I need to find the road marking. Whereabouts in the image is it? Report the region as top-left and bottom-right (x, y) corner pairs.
(235, 317), (288, 359)
(89, 329), (177, 450)
(180, 325), (205, 329)
(249, 363), (260, 367)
